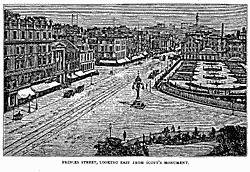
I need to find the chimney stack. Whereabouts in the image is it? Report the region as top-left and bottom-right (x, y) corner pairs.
(221, 23), (224, 38)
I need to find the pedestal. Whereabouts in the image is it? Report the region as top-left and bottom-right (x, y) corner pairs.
(131, 99), (146, 109)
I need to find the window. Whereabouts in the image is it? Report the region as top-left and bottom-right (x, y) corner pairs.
(110, 46), (113, 52)
(48, 45), (51, 52)
(38, 56), (42, 66)
(21, 31), (25, 39)
(29, 46), (33, 54)
(101, 46), (104, 52)
(4, 59), (8, 71)
(37, 32), (40, 39)
(43, 32), (46, 39)
(13, 31), (17, 39)
(48, 32), (52, 39)
(9, 46), (13, 55)
(29, 32), (33, 39)
(48, 56), (51, 64)
(43, 46), (46, 52)
(10, 94), (15, 106)
(4, 31), (8, 39)
(43, 56), (46, 64)
(37, 46), (41, 53)
(4, 47), (7, 55)
(16, 47), (19, 54)
(20, 59), (25, 68)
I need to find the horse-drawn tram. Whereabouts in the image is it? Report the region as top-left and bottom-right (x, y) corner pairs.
(13, 111), (23, 120)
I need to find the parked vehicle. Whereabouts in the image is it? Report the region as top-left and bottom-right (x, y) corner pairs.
(63, 89), (75, 98)
(75, 84), (85, 93)
(134, 61), (143, 65)
(13, 111), (23, 120)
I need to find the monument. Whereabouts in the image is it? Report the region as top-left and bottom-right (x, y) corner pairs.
(131, 71), (146, 109)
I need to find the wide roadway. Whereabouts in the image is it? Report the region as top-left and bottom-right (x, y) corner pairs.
(4, 59), (247, 156)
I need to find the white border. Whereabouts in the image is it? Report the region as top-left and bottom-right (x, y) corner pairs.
(1, 1), (249, 172)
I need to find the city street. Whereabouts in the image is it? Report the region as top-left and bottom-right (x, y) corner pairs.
(3, 58), (246, 157)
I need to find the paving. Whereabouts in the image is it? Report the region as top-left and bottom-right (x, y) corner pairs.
(4, 58), (246, 157)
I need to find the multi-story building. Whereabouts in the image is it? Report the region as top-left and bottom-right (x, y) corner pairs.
(52, 23), (97, 83)
(97, 35), (129, 65)
(225, 27), (247, 62)
(4, 10), (57, 112)
(77, 38), (96, 76)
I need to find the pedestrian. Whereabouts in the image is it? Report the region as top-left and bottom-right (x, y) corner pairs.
(123, 130), (127, 141)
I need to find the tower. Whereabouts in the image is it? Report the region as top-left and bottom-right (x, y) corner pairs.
(196, 13), (199, 26)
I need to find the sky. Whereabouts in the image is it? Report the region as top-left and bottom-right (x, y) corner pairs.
(4, 4), (247, 33)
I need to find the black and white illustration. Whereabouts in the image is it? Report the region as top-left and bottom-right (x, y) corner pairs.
(3, 4), (247, 157)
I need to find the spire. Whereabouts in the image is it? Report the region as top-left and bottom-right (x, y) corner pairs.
(196, 13), (199, 26)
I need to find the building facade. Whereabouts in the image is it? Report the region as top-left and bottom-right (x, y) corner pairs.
(4, 10), (55, 112)
(97, 35), (128, 65)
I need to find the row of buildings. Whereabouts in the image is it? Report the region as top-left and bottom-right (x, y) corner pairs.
(4, 10), (96, 112)
(3, 10), (247, 112)
(3, 10), (178, 112)
(180, 13), (247, 61)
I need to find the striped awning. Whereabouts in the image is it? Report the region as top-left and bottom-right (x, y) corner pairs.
(17, 87), (35, 99)
(67, 73), (78, 79)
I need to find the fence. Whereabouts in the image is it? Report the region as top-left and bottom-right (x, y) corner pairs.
(158, 83), (246, 112)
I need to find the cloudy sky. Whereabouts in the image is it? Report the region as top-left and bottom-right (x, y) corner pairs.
(4, 4), (247, 33)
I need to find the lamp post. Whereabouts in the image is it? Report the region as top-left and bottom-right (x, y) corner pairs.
(109, 123), (112, 138)
(231, 99), (235, 115)
(28, 94), (31, 113)
(90, 73), (93, 85)
(35, 93), (38, 110)
(12, 101), (15, 119)
(131, 71), (146, 109)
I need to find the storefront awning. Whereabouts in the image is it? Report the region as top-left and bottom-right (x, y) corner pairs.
(131, 56), (141, 60)
(117, 58), (127, 64)
(139, 54), (144, 58)
(99, 60), (117, 64)
(75, 71), (85, 77)
(125, 57), (131, 62)
(31, 83), (51, 92)
(67, 73), (78, 79)
(31, 82), (61, 92)
(47, 81), (61, 87)
(17, 87), (35, 99)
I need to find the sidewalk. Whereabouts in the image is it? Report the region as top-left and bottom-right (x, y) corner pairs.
(4, 68), (115, 125)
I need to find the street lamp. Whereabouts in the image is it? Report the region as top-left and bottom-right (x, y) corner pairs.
(231, 99), (235, 115)
(12, 101), (15, 119)
(35, 93), (38, 110)
(109, 123), (112, 138)
(90, 73), (93, 85)
(28, 94), (31, 113)
(131, 71), (146, 109)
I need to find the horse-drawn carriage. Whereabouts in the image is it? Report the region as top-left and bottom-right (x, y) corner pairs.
(13, 111), (23, 120)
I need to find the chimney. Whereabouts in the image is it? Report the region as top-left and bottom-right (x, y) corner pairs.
(221, 23), (224, 38)
(196, 13), (199, 26)
(77, 13), (78, 26)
